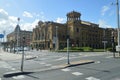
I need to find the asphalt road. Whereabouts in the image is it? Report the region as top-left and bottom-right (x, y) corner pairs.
(1, 50), (120, 80)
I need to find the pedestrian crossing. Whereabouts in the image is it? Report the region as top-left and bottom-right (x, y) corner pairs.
(1, 51), (113, 80)
(60, 67), (101, 80)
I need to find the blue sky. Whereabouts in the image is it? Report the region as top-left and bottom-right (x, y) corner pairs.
(0, 0), (118, 35)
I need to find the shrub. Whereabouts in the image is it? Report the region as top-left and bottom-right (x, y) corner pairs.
(63, 47), (83, 51)
(81, 47), (93, 51)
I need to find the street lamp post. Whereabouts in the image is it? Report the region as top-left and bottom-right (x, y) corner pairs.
(55, 26), (58, 51)
(66, 24), (70, 64)
(17, 18), (20, 53)
(116, 0), (120, 54)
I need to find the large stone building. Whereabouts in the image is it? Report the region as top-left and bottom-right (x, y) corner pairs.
(7, 24), (32, 48)
(32, 11), (115, 50)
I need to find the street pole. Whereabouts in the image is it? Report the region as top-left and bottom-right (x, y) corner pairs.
(67, 37), (70, 64)
(55, 26), (58, 51)
(21, 36), (25, 72)
(17, 18), (20, 53)
(3, 30), (5, 51)
(116, 0), (120, 56)
(112, 31), (115, 57)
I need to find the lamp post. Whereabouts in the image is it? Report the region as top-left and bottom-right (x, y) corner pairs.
(116, 0), (120, 56)
(67, 24), (70, 64)
(17, 18), (20, 53)
(55, 26), (58, 51)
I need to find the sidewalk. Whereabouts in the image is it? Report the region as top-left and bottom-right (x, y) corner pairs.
(3, 60), (94, 78)
(24, 60), (94, 72)
(0, 49), (33, 61)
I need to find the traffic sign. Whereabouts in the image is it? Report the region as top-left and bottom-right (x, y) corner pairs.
(0, 34), (4, 38)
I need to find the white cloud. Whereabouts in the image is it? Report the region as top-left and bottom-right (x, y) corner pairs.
(21, 19), (39, 31)
(33, 12), (46, 21)
(56, 17), (65, 23)
(23, 11), (33, 18)
(0, 9), (18, 35)
(101, 6), (110, 16)
(0, 9), (8, 20)
(0, 9), (40, 34)
(98, 19), (112, 28)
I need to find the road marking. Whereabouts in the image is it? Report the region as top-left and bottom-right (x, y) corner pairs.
(12, 75), (25, 79)
(45, 64), (52, 66)
(0, 78), (1, 80)
(79, 53), (82, 56)
(51, 66), (58, 68)
(11, 68), (16, 70)
(61, 68), (71, 72)
(72, 72), (83, 76)
(56, 57), (67, 61)
(106, 56), (112, 58)
(86, 76), (100, 80)
(39, 62), (46, 64)
(95, 61), (101, 64)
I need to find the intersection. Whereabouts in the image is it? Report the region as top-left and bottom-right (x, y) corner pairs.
(0, 49), (120, 80)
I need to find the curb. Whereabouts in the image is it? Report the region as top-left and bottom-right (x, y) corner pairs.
(3, 60), (94, 78)
(24, 60), (94, 72)
(3, 71), (33, 78)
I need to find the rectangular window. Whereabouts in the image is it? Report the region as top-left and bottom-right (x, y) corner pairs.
(76, 28), (79, 32)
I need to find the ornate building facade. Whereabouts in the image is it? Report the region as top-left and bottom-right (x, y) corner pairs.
(7, 24), (32, 48)
(32, 11), (115, 50)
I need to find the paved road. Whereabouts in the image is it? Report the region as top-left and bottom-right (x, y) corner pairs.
(1, 49), (120, 80)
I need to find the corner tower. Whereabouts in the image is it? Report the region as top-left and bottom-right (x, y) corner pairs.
(67, 11), (81, 22)
(66, 11), (81, 47)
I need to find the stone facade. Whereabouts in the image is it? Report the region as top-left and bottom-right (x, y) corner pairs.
(7, 24), (32, 48)
(32, 11), (116, 50)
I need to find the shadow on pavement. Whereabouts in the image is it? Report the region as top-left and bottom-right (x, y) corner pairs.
(3, 71), (33, 78)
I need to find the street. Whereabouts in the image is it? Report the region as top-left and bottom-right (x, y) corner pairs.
(0, 50), (120, 80)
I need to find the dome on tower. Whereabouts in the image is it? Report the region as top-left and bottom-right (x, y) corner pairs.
(67, 11), (81, 18)
(67, 11), (81, 21)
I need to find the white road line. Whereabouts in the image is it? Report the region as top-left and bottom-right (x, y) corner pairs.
(72, 72), (83, 76)
(51, 66), (58, 68)
(95, 61), (101, 64)
(56, 57), (67, 61)
(0, 78), (1, 80)
(12, 75), (25, 79)
(39, 62), (46, 64)
(86, 76), (100, 80)
(45, 64), (52, 66)
(11, 68), (16, 70)
(61, 68), (71, 72)
(106, 56), (113, 58)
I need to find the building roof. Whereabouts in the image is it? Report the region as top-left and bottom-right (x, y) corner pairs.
(14, 24), (21, 32)
(67, 11), (81, 18)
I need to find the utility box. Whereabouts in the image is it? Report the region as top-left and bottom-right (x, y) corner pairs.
(116, 46), (120, 51)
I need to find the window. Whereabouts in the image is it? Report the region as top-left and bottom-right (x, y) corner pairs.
(76, 28), (79, 32)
